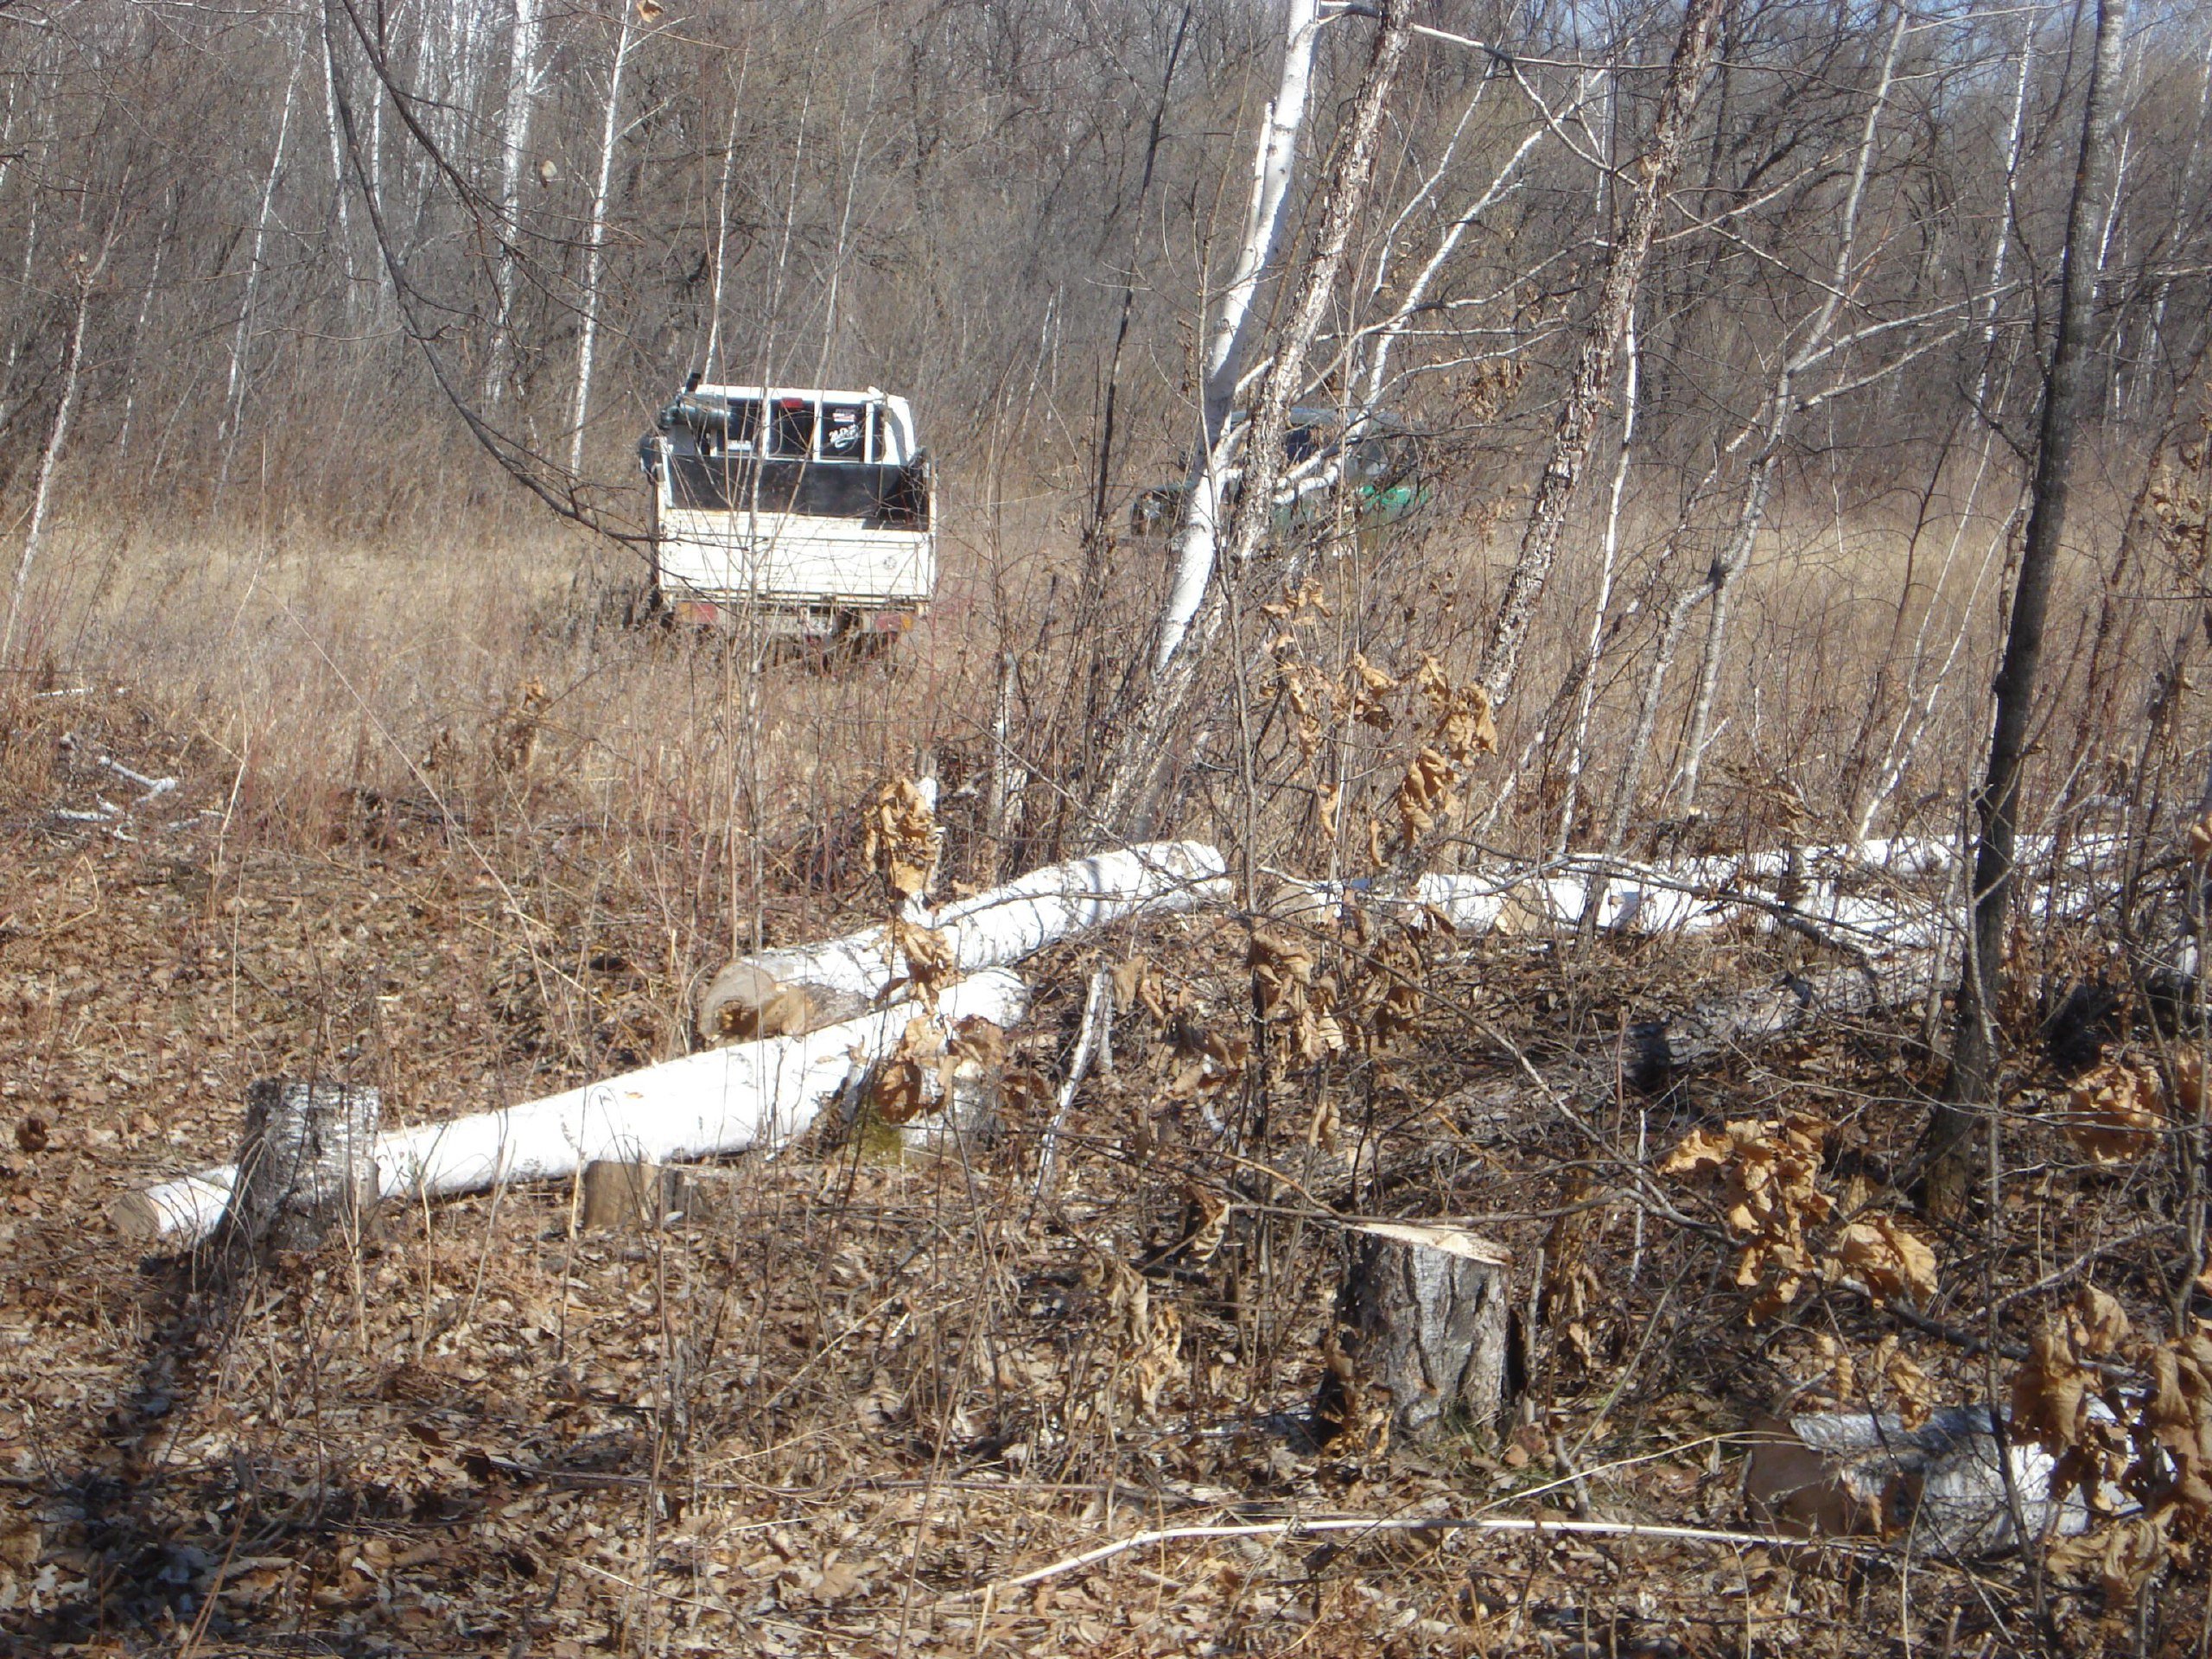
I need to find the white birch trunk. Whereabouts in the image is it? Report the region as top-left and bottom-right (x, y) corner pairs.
(368, 40), (389, 321)
(1971, 19), (2037, 412)
(1152, 0), (1323, 674)
(117, 969), (1031, 1249)
(319, 3), (358, 310)
(698, 842), (1226, 1040)
(2, 232), (109, 664)
(114, 200), (172, 460)
(568, 3), (636, 476)
(487, 0), (538, 406)
(218, 49), (302, 493)
(1554, 308), (1639, 855)
(702, 77), (746, 378)
(1102, 3), (1413, 837)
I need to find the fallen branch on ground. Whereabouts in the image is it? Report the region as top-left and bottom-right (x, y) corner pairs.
(956, 1511), (1877, 1600)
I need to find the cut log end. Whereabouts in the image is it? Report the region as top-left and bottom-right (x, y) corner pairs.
(1325, 1222), (1512, 1447)
(110, 1190), (163, 1243)
(698, 962), (872, 1043)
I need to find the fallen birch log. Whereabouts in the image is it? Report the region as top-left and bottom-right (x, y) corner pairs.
(115, 969), (1030, 1248)
(1744, 1406), (2121, 1555)
(698, 841), (1226, 1041)
(1278, 832), (2118, 948)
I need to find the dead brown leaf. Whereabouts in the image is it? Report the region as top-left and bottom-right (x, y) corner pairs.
(2063, 1058), (2166, 1163)
(862, 777), (942, 901)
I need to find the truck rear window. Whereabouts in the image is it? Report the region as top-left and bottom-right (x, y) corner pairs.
(666, 456), (927, 529)
(771, 399), (816, 458)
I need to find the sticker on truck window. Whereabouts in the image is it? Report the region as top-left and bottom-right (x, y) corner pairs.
(822, 404), (865, 459)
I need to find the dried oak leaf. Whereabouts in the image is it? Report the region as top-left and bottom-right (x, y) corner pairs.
(2174, 1051), (2207, 1121)
(1828, 1215), (1938, 1307)
(1395, 747), (1457, 844)
(1247, 929), (1315, 1021)
(2063, 1058), (2166, 1163)
(2074, 1284), (2132, 1357)
(1347, 652), (1395, 729)
(1267, 655), (1330, 759)
(887, 913), (957, 1009)
(945, 1014), (1006, 1071)
(1113, 954), (1170, 1022)
(2190, 811), (2212, 864)
(1874, 1337), (1938, 1430)
(2013, 1320), (2096, 1459)
(1663, 1116), (1832, 1319)
(862, 777), (942, 901)
(868, 1014), (944, 1125)
(2047, 1516), (2169, 1600)
(2013, 1287), (2140, 1505)
(1179, 1182), (1231, 1266)
(1261, 577), (1330, 622)
(2142, 1335), (2212, 1512)
(1412, 652), (1497, 761)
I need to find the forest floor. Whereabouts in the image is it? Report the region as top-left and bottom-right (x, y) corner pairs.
(0, 670), (2197, 1658)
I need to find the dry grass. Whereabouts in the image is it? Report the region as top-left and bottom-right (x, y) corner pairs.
(0, 467), (2205, 1655)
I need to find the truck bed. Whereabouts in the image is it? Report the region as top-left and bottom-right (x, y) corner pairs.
(655, 506), (934, 607)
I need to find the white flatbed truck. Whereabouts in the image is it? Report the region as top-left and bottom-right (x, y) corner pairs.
(637, 382), (934, 654)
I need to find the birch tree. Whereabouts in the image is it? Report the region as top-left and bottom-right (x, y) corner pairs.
(3, 217), (118, 664)
(217, 41), (303, 494)
(568, 0), (639, 476)
(1150, 0), (1325, 676)
(487, 0), (540, 407)
(1094, 0), (1414, 839)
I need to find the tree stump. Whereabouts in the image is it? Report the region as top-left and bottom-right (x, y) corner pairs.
(580, 1160), (734, 1232)
(1325, 1222), (1511, 1446)
(219, 1079), (381, 1254)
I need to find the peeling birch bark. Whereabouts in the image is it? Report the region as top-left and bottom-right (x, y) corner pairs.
(1151, 0), (1326, 675)
(486, 0), (539, 405)
(567, 2), (637, 474)
(117, 970), (1030, 1249)
(1102, 2), (1414, 836)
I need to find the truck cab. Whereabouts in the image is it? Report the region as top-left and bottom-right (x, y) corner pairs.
(638, 383), (935, 652)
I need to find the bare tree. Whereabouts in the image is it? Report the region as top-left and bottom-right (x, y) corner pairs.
(568, 0), (640, 476)
(1472, 0), (1726, 715)
(3, 216), (118, 663)
(1150, 0), (1326, 677)
(1093, 0), (1415, 839)
(1923, 0), (2135, 1218)
(486, 0), (542, 406)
